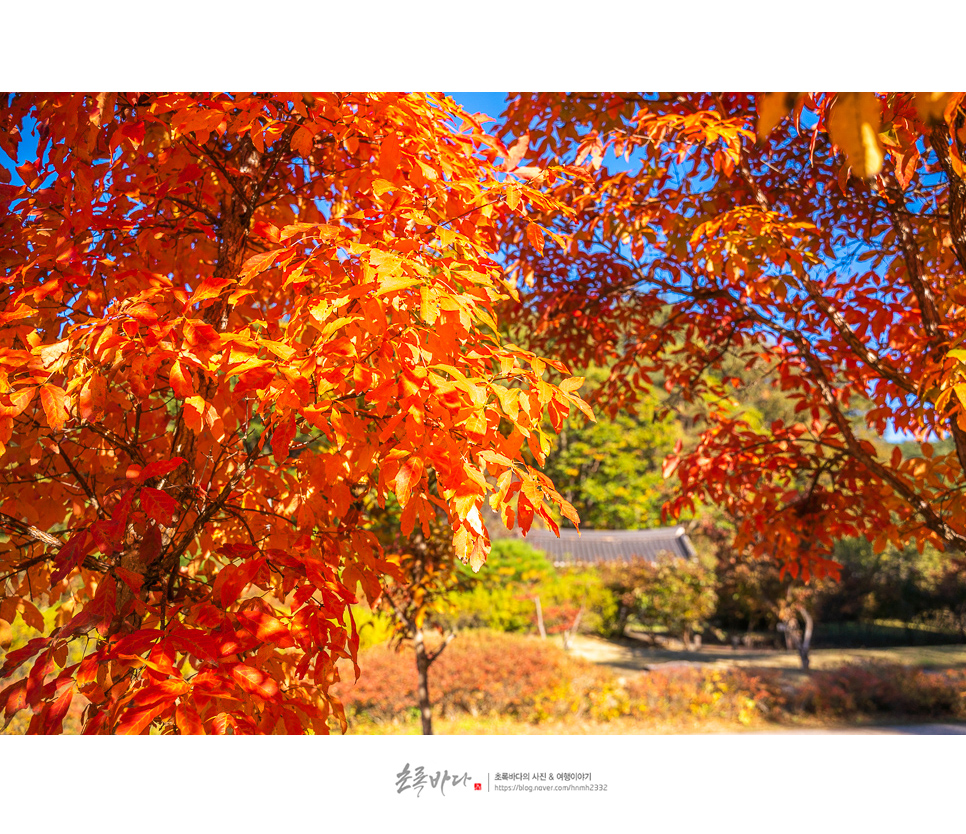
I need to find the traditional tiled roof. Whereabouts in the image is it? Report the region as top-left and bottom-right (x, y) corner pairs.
(522, 527), (697, 566)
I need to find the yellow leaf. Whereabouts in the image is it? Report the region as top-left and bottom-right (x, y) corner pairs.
(757, 92), (799, 141)
(559, 376), (584, 394)
(38, 339), (70, 368)
(827, 92), (884, 178)
(420, 286), (438, 325)
(914, 92), (953, 126)
(375, 274), (422, 296)
(372, 179), (395, 197)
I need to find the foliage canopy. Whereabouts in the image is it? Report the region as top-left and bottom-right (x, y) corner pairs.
(0, 93), (588, 734)
(499, 92), (966, 579)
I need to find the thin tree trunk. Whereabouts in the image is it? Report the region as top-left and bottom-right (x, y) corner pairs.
(796, 605), (814, 671)
(534, 595), (546, 639)
(413, 626), (433, 735)
(562, 606), (584, 651)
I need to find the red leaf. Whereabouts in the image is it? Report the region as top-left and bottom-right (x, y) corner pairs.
(170, 361), (193, 399)
(43, 684), (74, 734)
(132, 679), (190, 708)
(176, 701), (206, 735)
(114, 567), (144, 595)
(662, 455), (680, 479)
(138, 457), (185, 482)
(517, 494), (535, 534)
(1, 679), (27, 726)
(140, 487), (180, 526)
(271, 414), (296, 464)
(237, 608), (291, 644)
(229, 663), (280, 700)
(116, 700), (169, 735)
(218, 558), (266, 609)
(234, 365), (275, 397)
(169, 627), (219, 661)
(51, 530), (91, 585)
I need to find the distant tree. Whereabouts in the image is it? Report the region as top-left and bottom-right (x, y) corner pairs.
(598, 554), (716, 649)
(541, 370), (680, 529)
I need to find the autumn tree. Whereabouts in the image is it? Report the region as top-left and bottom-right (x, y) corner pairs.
(496, 92), (966, 581)
(0, 93), (588, 734)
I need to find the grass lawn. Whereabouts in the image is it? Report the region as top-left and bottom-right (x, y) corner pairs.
(563, 633), (966, 679)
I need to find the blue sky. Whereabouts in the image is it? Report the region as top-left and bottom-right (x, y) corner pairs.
(446, 92), (507, 121)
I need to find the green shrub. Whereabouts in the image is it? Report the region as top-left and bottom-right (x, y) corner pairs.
(539, 568), (617, 636)
(443, 584), (535, 632)
(348, 605), (395, 651)
(597, 555), (717, 646)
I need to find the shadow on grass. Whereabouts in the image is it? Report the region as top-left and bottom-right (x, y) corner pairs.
(563, 632), (966, 679)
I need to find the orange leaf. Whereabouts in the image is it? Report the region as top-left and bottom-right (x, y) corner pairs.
(78, 375), (106, 421)
(190, 277), (233, 305)
(40, 385), (68, 430)
(394, 457), (424, 508)
(271, 414), (296, 463)
(505, 132), (530, 171)
(0, 387), (35, 418)
(526, 223), (545, 254)
(170, 361), (193, 399)
(240, 249), (281, 280)
(20, 599), (44, 632)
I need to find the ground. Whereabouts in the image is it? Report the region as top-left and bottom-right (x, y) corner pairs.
(563, 631), (966, 679)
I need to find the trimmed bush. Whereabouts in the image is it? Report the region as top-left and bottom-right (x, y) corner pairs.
(333, 630), (599, 722)
(791, 663), (966, 719)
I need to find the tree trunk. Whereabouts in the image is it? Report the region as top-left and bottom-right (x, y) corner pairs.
(796, 605), (813, 671)
(413, 626), (434, 735)
(534, 595), (547, 639)
(562, 606), (584, 651)
(616, 603), (630, 637)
